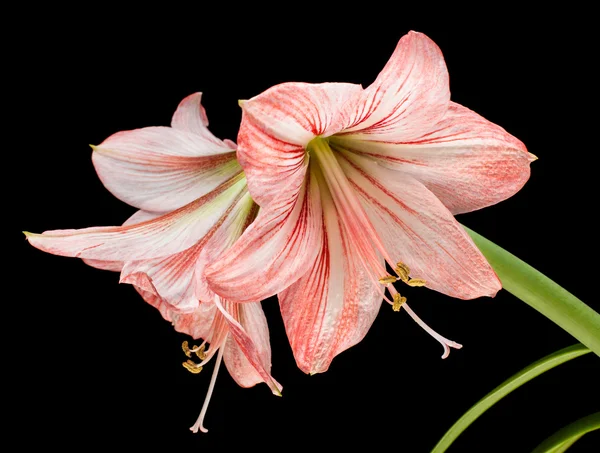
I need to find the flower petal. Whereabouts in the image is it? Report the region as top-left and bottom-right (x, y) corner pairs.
(135, 286), (176, 324)
(218, 298), (282, 394)
(338, 152), (501, 299)
(170, 302), (217, 341)
(238, 82), (363, 207)
(93, 125), (241, 212)
(26, 176), (247, 262)
(82, 210), (161, 272)
(206, 172), (323, 303)
(279, 185), (382, 374)
(119, 192), (256, 312)
(171, 92), (209, 133)
(340, 31), (450, 142)
(334, 101), (534, 214)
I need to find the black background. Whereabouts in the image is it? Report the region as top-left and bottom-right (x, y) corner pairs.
(12, 7), (599, 452)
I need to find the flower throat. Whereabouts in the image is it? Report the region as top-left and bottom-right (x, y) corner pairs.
(307, 137), (461, 358)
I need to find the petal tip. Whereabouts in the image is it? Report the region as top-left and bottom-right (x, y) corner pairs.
(238, 99), (247, 108)
(89, 144), (98, 151)
(486, 280), (502, 298)
(23, 230), (36, 239)
(528, 152), (538, 162)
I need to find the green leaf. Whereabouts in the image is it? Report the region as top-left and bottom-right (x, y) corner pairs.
(430, 344), (591, 453)
(530, 412), (600, 453)
(464, 226), (600, 356)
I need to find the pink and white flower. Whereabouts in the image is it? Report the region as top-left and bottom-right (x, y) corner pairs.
(25, 93), (281, 432)
(206, 31), (536, 374)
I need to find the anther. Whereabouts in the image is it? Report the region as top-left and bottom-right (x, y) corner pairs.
(182, 341), (193, 358)
(392, 293), (407, 312)
(395, 262), (410, 283)
(192, 344), (207, 360)
(379, 275), (398, 285)
(407, 278), (427, 287)
(182, 360), (203, 374)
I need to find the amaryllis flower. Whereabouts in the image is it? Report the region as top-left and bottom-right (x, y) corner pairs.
(206, 31), (536, 374)
(25, 93), (281, 433)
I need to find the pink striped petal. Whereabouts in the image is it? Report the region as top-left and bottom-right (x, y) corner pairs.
(333, 102), (534, 214)
(171, 92), (209, 133)
(238, 82), (363, 207)
(338, 152), (501, 299)
(206, 172), (323, 303)
(135, 287), (176, 324)
(120, 242), (208, 313)
(93, 119), (240, 212)
(170, 302), (217, 341)
(119, 192), (256, 312)
(83, 210), (161, 272)
(82, 258), (124, 272)
(218, 298), (281, 394)
(26, 177), (247, 262)
(279, 188), (382, 374)
(339, 31), (450, 142)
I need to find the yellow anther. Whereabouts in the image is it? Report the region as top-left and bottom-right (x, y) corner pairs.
(194, 344), (207, 360)
(392, 293), (407, 312)
(395, 262), (411, 282)
(379, 275), (398, 285)
(407, 278), (427, 287)
(396, 262), (410, 273)
(182, 360), (203, 374)
(395, 268), (409, 282)
(182, 340), (192, 358)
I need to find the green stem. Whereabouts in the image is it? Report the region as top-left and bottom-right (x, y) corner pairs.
(530, 412), (600, 453)
(431, 344), (591, 453)
(464, 226), (600, 356)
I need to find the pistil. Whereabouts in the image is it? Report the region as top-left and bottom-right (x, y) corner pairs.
(190, 342), (225, 433)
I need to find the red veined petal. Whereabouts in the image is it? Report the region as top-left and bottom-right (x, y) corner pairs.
(119, 192), (256, 312)
(206, 171), (323, 303)
(82, 210), (161, 272)
(218, 298), (282, 394)
(170, 301), (217, 341)
(238, 82), (363, 207)
(338, 151), (501, 299)
(25, 176), (247, 262)
(279, 180), (382, 374)
(339, 31), (450, 142)
(93, 94), (240, 212)
(333, 101), (534, 214)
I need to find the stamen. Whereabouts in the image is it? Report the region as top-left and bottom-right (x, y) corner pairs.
(379, 275), (398, 285)
(395, 262), (410, 283)
(182, 341), (193, 358)
(182, 359), (203, 374)
(308, 138), (423, 306)
(407, 278), (427, 287)
(190, 343), (225, 434)
(392, 293), (406, 312)
(191, 344), (207, 360)
(402, 303), (463, 359)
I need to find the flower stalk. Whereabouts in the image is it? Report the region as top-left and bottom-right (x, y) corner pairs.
(464, 226), (600, 356)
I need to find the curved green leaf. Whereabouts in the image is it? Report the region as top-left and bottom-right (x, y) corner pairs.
(431, 344), (591, 453)
(531, 412), (600, 453)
